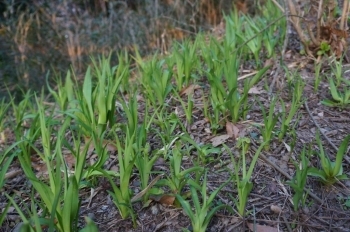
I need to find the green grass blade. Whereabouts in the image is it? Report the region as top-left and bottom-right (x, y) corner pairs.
(334, 135), (350, 175)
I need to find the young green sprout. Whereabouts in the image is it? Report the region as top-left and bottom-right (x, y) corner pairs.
(308, 133), (350, 185)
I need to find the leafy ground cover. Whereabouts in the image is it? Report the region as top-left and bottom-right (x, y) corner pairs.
(1, 1), (350, 232)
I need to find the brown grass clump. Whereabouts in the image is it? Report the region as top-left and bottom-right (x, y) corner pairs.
(286, 0), (349, 58)
(0, 0), (234, 97)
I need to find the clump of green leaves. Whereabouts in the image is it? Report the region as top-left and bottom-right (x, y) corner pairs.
(279, 76), (304, 141)
(258, 97), (279, 151)
(134, 49), (173, 107)
(287, 146), (311, 211)
(171, 39), (199, 91)
(314, 60), (323, 92)
(176, 170), (232, 232)
(317, 41), (331, 56)
(321, 77), (350, 108)
(10, 94), (95, 232)
(157, 141), (204, 194)
(225, 138), (267, 217)
(308, 133), (350, 185)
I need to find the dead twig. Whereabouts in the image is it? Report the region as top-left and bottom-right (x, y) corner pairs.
(250, 140), (323, 204)
(4, 169), (23, 180)
(304, 100), (350, 165)
(340, 0), (350, 31)
(269, 0), (289, 93)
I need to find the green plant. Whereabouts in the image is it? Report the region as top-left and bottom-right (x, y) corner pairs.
(317, 41), (331, 56)
(206, 69), (226, 132)
(173, 89), (194, 125)
(287, 146), (310, 211)
(10, 90), (35, 129)
(116, 50), (131, 93)
(225, 66), (270, 123)
(0, 200), (11, 228)
(154, 110), (181, 145)
(127, 97), (164, 203)
(171, 39), (199, 90)
(308, 133), (350, 185)
(97, 94), (145, 224)
(314, 60), (323, 92)
(100, 129), (137, 225)
(258, 97), (279, 150)
(321, 77), (350, 108)
(157, 141), (204, 194)
(200, 36), (224, 74)
(279, 77), (304, 141)
(180, 135), (221, 164)
(260, 0), (286, 58)
(46, 70), (74, 111)
(12, 94), (93, 231)
(332, 58), (344, 86)
(90, 54), (124, 135)
(176, 170), (232, 232)
(224, 10), (242, 46)
(134, 49), (173, 107)
(0, 141), (23, 190)
(70, 54), (124, 138)
(225, 138), (267, 217)
(237, 16), (263, 66)
(0, 98), (10, 134)
(338, 195), (350, 210)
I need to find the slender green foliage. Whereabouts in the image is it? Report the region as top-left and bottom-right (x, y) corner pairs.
(176, 170), (232, 232)
(225, 139), (266, 217)
(321, 77), (350, 108)
(308, 133), (350, 185)
(157, 141), (204, 194)
(287, 146), (311, 211)
(259, 97), (279, 150)
(279, 77), (304, 140)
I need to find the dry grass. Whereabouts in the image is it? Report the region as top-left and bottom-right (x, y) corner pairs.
(0, 0), (234, 97)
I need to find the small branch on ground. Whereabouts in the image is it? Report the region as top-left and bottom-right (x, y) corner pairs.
(304, 100), (350, 165)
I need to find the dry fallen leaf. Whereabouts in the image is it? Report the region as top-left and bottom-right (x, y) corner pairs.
(248, 86), (262, 94)
(179, 84), (201, 96)
(226, 122), (239, 139)
(86, 137), (118, 154)
(158, 195), (176, 205)
(247, 222), (278, 232)
(149, 194), (176, 206)
(283, 142), (291, 152)
(63, 152), (76, 169)
(210, 134), (230, 147)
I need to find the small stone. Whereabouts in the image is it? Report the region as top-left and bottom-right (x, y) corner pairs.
(151, 205), (159, 215)
(87, 213), (95, 220)
(270, 205), (282, 214)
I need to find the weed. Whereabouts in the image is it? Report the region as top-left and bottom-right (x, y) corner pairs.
(308, 133), (350, 185)
(321, 76), (350, 108)
(287, 146), (311, 211)
(225, 139), (267, 217)
(258, 97), (279, 151)
(176, 170), (232, 232)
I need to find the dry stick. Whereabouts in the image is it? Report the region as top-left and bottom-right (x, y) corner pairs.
(304, 100), (350, 165)
(286, 0), (313, 57)
(250, 141), (323, 204)
(340, 0), (350, 31)
(316, 0), (323, 42)
(269, 0), (289, 94)
(4, 169), (23, 180)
